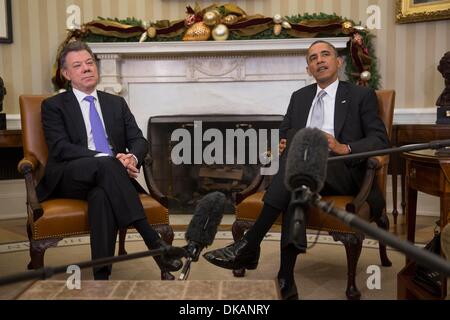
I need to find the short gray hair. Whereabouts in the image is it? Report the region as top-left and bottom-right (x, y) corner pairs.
(59, 41), (96, 69)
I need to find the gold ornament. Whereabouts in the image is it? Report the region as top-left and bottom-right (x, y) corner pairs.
(273, 14), (283, 24)
(222, 14), (239, 25)
(183, 22), (211, 41)
(212, 24), (229, 41)
(203, 11), (220, 27)
(342, 21), (354, 34)
(273, 24), (282, 36)
(147, 27), (157, 38)
(281, 21), (292, 29)
(360, 71), (372, 81)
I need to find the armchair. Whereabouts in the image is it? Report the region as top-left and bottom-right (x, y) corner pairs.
(232, 90), (396, 300)
(18, 95), (174, 280)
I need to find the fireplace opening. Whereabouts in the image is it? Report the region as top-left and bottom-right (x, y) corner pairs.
(147, 114), (283, 215)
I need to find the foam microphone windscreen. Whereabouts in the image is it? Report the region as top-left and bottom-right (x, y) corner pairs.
(284, 127), (329, 192)
(185, 191), (226, 246)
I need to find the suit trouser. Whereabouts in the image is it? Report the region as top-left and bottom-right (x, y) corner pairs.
(55, 156), (147, 277)
(259, 157), (384, 253)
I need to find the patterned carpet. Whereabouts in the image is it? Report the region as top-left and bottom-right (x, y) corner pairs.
(0, 231), (405, 300)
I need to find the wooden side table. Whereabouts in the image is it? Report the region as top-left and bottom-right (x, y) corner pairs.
(0, 129), (22, 147)
(397, 149), (450, 300)
(390, 124), (450, 225)
(0, 130), (23, 180)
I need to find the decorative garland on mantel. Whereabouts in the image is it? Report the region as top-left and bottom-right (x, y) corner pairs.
(53, 3), (380, 90)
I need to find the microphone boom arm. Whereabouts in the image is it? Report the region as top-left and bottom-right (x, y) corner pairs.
(329, 139), (450, 163)
(0, 246), (188, 286)
(313, 196), (450, 277)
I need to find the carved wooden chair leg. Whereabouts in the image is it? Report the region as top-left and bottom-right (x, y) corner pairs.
(376, 212), (392, 267)
(331, 231), (363, 300)
(118, 228), (127, 256)
(28, 238), (62, 270)
(231, 220), (254, 278)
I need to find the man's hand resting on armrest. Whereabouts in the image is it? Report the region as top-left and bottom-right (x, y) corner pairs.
(116, 153), (139, 178)
(323, 132), (351, 155)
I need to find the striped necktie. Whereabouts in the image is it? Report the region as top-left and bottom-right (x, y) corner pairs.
(309, 90), (326, 129)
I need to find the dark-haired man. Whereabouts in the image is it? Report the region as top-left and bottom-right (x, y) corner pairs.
(38, 41), (182, 280)
(204, 40), (389, 299)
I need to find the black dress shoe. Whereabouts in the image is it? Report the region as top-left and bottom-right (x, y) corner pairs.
(278, 277), (299, 300)
(203, 239), (260, 270)
(152, 239), (183, 272)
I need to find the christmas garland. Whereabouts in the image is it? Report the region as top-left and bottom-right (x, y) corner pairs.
(53, 3), (380, 90)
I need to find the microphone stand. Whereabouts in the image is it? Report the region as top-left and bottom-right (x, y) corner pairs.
(293, 187), (450, 276)
(328, 139), (450, 163)
(179, 242), (204, 280)
(0, 246), (187, 286)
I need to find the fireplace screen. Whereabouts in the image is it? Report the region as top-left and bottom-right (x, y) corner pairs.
(147, 114), (283, 215)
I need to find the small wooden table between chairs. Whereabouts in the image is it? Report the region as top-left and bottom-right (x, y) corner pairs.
(397, 149), (450, 299)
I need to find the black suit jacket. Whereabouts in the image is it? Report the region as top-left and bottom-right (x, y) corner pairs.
(280, 81), (388, 154)
(263, 81), (389, 211)
(37, 90), (148, 201)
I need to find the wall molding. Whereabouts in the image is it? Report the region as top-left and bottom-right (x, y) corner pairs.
(5, 114), (21, 130)
(0, 179), (27, 220)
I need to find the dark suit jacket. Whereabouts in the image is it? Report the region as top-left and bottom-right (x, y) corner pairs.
(280, 81), (388, 155)
(263, 81), (389, 212)
(37, 89), (148, 201)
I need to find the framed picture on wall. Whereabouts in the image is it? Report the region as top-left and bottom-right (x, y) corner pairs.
(396, 0), (450, 24)
(0, 0), (12, 43)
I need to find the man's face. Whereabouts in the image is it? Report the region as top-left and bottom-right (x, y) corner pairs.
(62, 50), (99, 94)
(306, 42), (342, 88)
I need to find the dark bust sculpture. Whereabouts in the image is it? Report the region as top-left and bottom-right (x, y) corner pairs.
(0, 76), (6, 113)
(437, 51), (450, 107)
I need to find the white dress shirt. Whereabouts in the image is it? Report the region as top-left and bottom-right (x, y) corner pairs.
(306, 78), (339, 137)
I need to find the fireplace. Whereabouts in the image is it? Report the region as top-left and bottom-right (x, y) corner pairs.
(147, 114), (283, 214)
(89, 38), (349, 214)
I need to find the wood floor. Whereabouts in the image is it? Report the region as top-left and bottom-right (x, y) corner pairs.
(0, 213), (440, 245)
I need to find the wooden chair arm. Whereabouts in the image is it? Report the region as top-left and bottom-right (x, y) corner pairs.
(346, 157), (379, 213)
(371, 155), (389, 169)
(236, 172), (265, 205)
(18, 156), (43, 221)
(142, 153), (168, 208)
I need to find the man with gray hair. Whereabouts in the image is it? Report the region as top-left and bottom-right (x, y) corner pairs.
(37, 40), (182, 280)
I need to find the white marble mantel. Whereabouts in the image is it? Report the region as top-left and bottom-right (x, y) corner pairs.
(3, 38), (436, 130)
(88, 38), (350, 55)
(87, 38), (351, 133)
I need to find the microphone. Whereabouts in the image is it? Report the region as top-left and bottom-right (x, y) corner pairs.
(283, 128), (329, 251)
(284, 127), (329, 193)
(179, 191), (225, 280)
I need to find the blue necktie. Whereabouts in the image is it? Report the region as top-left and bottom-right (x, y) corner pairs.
(84, 96), (112, 155)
